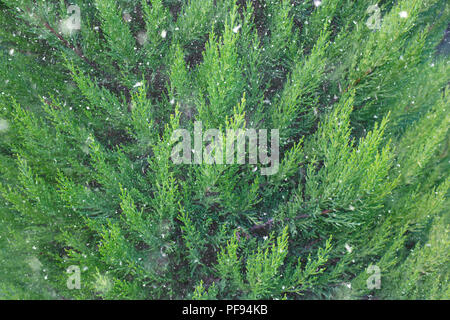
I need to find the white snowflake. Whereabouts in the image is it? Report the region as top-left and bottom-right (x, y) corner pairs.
(0, 119), (9, 132)
(27, 257), (42, 273)
(399, 11), (408, 19)
(232, 25), (241, 33)
(123, 12), (132, 23)
(345, 243), (353, 253)
(136, 31), (148, 45)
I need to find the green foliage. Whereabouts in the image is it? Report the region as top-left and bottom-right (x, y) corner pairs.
(0, 0), (448, 300)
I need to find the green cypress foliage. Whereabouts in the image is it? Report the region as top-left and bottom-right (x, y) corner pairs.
(0, 0), (448, 299)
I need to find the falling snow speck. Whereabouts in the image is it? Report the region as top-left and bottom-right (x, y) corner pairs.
(0, 119), (9, 132)
(123, 12), (132, 23)
(137, 31), (148, 45)
(345, 243), (353, 254)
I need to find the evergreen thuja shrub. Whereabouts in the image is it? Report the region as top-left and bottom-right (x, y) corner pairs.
(0, 0), (448, 300)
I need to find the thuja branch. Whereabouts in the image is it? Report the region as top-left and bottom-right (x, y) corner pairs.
(16, 5), (132, 103)
(41, 21), (95, 69)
